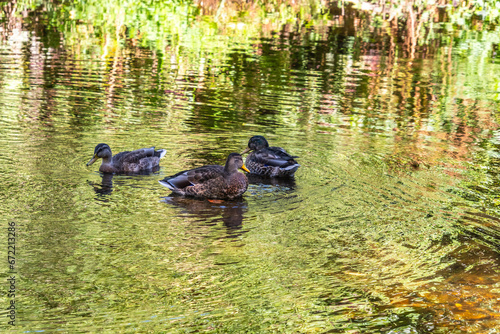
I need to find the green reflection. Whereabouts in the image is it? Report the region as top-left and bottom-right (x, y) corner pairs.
(0, 0), (500, 333)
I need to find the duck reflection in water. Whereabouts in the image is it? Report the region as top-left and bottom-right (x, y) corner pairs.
(161, 195), (248, 230)
(246, 173), (297, 189)
(89, 172), (115, 197)
(88, 168), (161, 198)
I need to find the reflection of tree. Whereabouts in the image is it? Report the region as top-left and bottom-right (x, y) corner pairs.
(1, 0), (498, 167)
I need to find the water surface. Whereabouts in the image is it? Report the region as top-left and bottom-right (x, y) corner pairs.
(1, 1), (500, 333)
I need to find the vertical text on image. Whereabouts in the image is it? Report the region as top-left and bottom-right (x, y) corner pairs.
(7, 221), (16, 326)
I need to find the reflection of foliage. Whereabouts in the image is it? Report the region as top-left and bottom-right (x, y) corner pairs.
(62, 0), (201, 50)
(4, 0), (500, 57)
(4, 0), (330, 51)
(1, 0), (499, 151)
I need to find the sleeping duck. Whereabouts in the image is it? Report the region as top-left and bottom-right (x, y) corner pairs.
(241, 136), (300, 177)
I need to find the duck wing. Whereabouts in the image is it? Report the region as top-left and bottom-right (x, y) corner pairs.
(255, 147), (299, 167)
(160, 165), (225, 190)
(113, 147), (157, 164)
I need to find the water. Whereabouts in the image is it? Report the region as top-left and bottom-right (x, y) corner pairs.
(1, 1), (500, 332)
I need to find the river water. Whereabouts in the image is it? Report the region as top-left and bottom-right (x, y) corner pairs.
(1, 1), (500, 333)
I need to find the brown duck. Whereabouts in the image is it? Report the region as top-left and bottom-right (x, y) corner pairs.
(241, 136), (300, 177)
(86, 143), (166, 173)
(158, 153), (250, 199)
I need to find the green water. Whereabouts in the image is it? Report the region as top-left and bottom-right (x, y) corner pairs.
(1, 1), (500, 332)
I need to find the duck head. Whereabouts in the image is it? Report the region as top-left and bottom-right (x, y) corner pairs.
(87, 143), (112, 166)
(225, 153), (250, 173)
(241, 135), (269, 154)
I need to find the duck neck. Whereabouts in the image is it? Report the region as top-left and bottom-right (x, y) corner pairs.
(101, 150), (113, 165)
(224, 163), (237, 174)
(102, 156), (112, 164)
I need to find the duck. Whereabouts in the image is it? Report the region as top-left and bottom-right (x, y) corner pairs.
(86, 143), (167, 173)
(158, 153), (250, 200)
(241, 135), (300, 177)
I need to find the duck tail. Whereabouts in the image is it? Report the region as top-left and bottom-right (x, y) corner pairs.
(158, 179), (175, 190)
(156, 149), (167, 159)
(283, 163), (300, 172)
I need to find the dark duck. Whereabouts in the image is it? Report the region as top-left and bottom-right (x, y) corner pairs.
(241, 136), (300, 177)
(159, 153), (250, 200)
(87, 143), (166, 173)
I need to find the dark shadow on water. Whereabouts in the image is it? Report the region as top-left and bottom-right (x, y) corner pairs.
(88, 173), (115, 198)
(458, 211), (500, 252)
(246, 174), (297, 189)
(88, 167), (161, 199)
(161, 195), (248, 232)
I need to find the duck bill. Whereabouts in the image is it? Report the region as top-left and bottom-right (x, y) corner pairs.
(240, 147), (251, 155)
(86, 155), (98, 166)
(241, 164), (250, 173)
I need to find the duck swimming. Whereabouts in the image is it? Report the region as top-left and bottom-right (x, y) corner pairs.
(241, 135), (300, 177)
(86, 143), (167, 173)
(159, 153), (249, 200)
